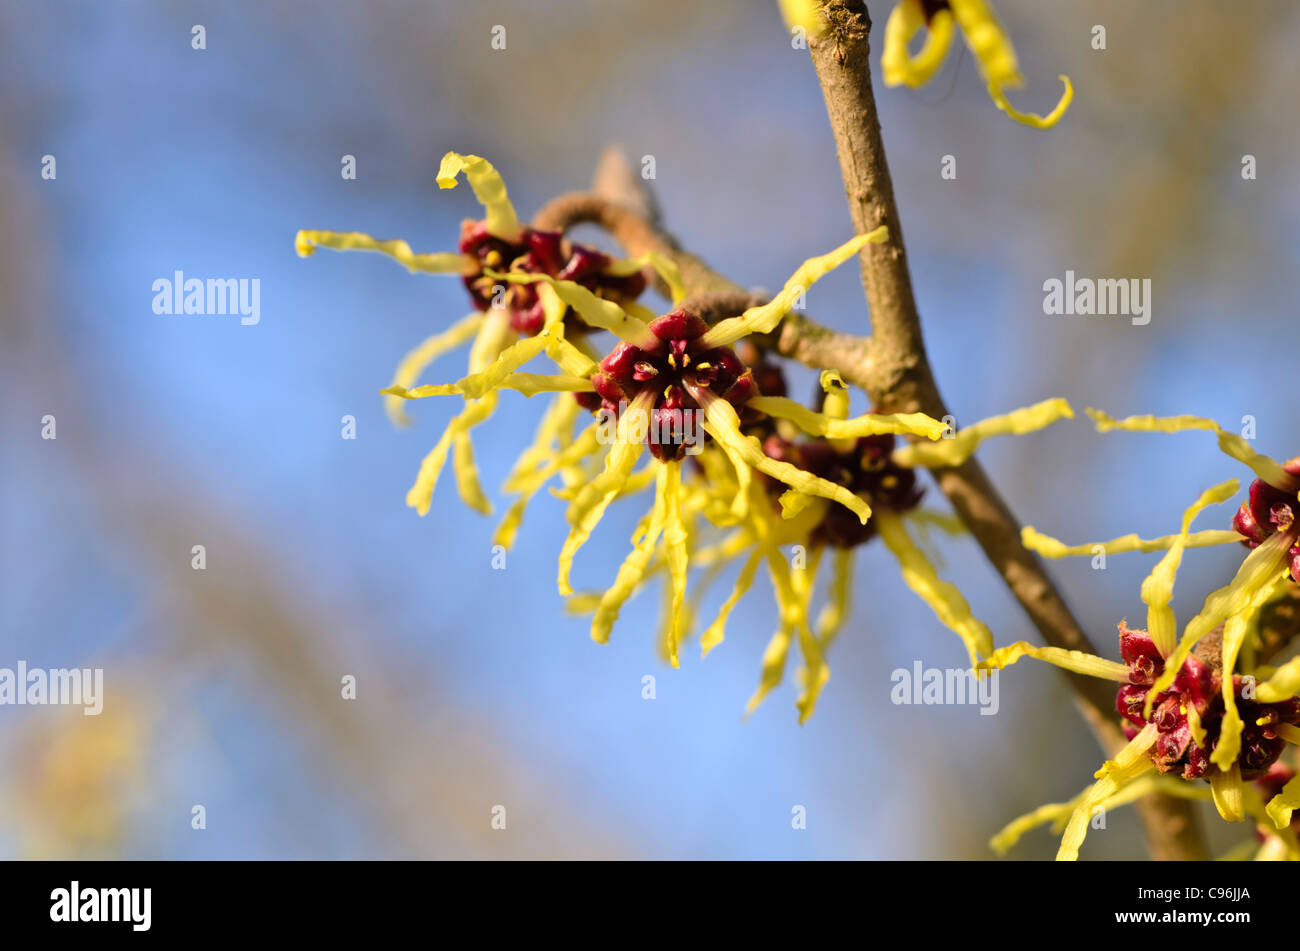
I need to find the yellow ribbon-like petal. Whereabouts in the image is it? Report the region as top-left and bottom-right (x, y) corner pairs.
(875, 508), (993, 664)
(1141, 480), (1239, 658)
(486, 270), (659, 349)
(1265, 773), (1300, 830)
(590, 472), (668, 645)
(661, 462), (690, 668)
(385, 313), (486, 427)
(816, 548), (854, 651)
(893, 398), (1074, 469)
(1210, 764), (1246, 822)
(1257, 656), (1300, 703)
(975, 640), (1130, 682)
(295, 229), (476, 274)
(699, 393), (871, 524)
(988, 76), (1073, 130)
(436, 151), (522, 241)
(699, 229), (889, 349)
(1021, 526), (1241, 559)
(748, 396), (947, 441)
(1056, 724), (1158, 861)
(1086, 409), (1297, 492)
(948, 0), (1021, 88)
(882, 2), (955, 88)
(700, 549), (764, 657)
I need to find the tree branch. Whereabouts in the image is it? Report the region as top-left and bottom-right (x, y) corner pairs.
(808, 0), (1205, 860)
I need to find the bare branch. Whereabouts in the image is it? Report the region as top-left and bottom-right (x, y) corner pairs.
(808, 0), (1205, 860)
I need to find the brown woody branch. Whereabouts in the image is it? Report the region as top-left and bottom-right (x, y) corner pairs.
(808, 0), (1204, 859)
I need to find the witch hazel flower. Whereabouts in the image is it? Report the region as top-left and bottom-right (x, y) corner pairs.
(295, 151), (658, 515)
(988, 410), (1300, 858)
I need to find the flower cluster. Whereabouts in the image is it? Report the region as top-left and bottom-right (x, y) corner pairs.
(985, 411), (1300, 860)
(297, 151), (1078, 721)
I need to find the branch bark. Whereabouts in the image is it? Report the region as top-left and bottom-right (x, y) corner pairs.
(808, 0), (1205, 860)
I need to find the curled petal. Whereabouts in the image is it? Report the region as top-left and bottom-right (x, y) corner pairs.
(384, 373), (595, 399)
(893, 398), (1074, 469)
(816, 548), (854, 650)
(1257, 656), (1300, 704)
(404, 394), (498, 516)
(697, 391), (871, 524)
(949, 0), (1021, 88)
(385, 313), (486, 427)
(1265, 773), (1300, 830)
(975, 641), (1130, 682)
(748, 396), (946, 441)
(882, 1), (955, 88)
(1086, 409), (1298, 492)
(988, 76), (1073, 130)
(435, 151), (522, 241)
(875, 509), (993, 664)
(698, 229), (889, 349)
(1209, 764), (1246, 822)
(591, 475), (668, 645)
(1056, 724), (1158, 861)
(700, 549), (763, 657)
(1021, 526), (1240, 559)
(1140, 480), (1239, 658)
(295, 229), (476, 274)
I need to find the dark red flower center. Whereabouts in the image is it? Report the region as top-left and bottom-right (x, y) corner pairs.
(1115, 623), (1300, 780)
(458, 220), (646, 336)
(578, 309), (757, 462)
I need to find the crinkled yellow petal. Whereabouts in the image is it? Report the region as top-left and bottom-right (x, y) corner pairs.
(1021, 526), (1241, 559)
(384, 373), (594, 400)
(1265, 773), (1300, 830)
(816, 548), (854, 651)
(591, 476), (667, 645)
(698, 390), (871, 524)
(1056, 724), (1158, 861)
(557, 392), (655, 595)
(505, 394), (579, 490)
(1141, 479), (1240, 658)
(992, 775), (1164, 856)
(882, 2), (955, 88)
(748, 396), (947, 441)
(876, 508), (993, 664)
(789, 549), (829, 723)
(698, 228), (889, 349)
(975, 640), (1130, 682)
(661, 462), (690, 668)
(1144, 529), (1292, 717)
(948, 0), (1021, 88)
(700, 549), (764, 658)
(987, 76), (1073, 129)
(1212, 580), (1278, 771)
(435, 151), (522, 241)
(1086, 409), (1297, 491)
(639, 251), (686, 306)
(893, 398), (1074, 469)
(1210, 764), (1246, 822)
(385, 313), (486, 427)
(494, 426), (601, 550)
(451, 432), (492, 515)
(1257, 655), (1300, 703)
(486, 270), (658, 348)
(405, 394), (499, 516)
(295, 229), (475, 274)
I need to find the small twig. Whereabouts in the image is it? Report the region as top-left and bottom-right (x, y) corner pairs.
(808, 0), (1205, 859)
